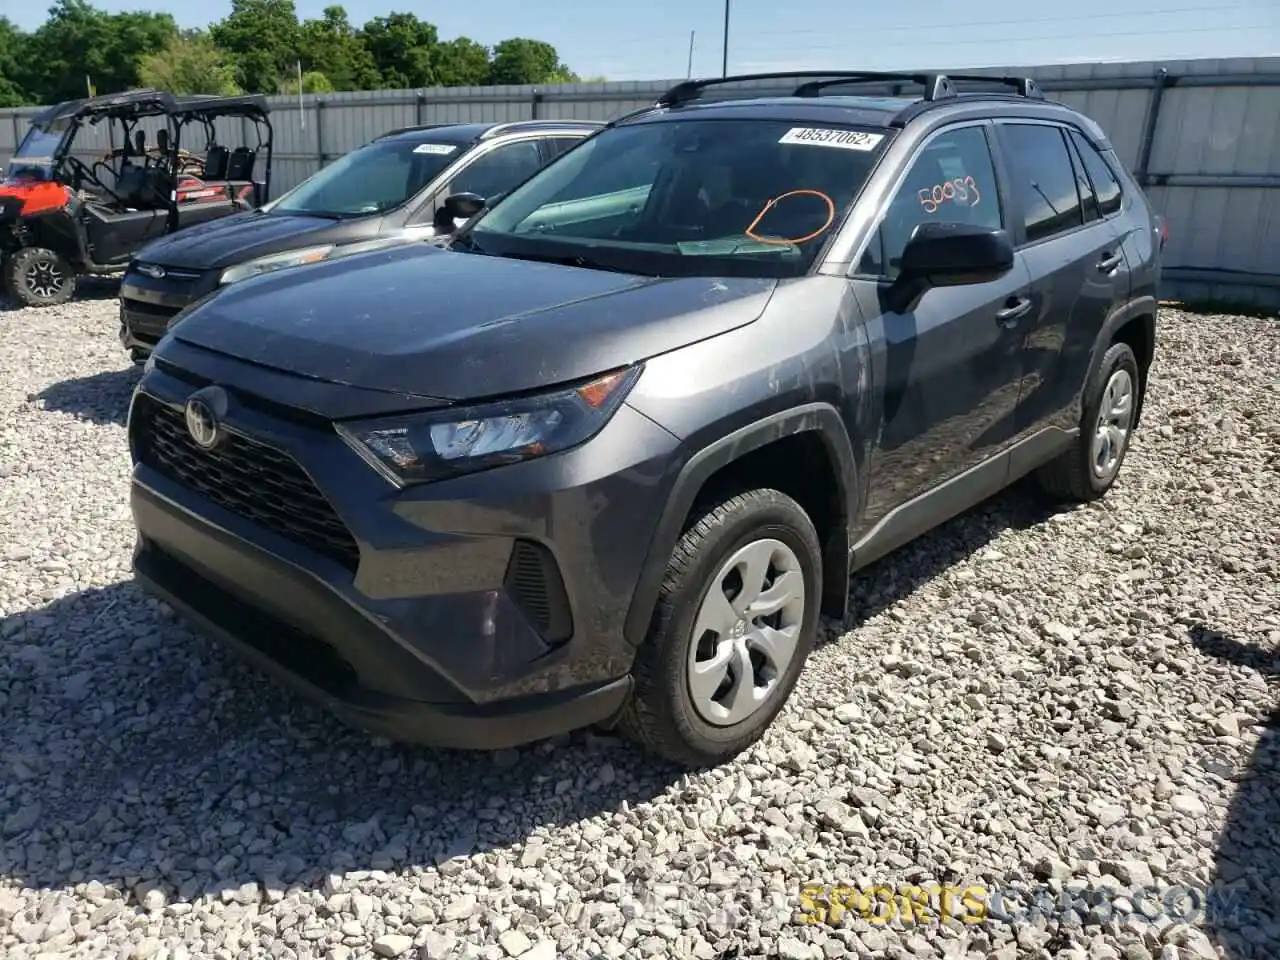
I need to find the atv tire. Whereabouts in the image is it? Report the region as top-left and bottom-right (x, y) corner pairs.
(5, 247), (77, 308)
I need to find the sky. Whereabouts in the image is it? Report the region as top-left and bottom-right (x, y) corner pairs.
(4, 0), (1278, 81)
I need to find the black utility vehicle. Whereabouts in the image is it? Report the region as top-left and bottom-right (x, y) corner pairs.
(0, 89), (272, 306)
(127, 71), (1165, 766)
(118, 119), (601, 360)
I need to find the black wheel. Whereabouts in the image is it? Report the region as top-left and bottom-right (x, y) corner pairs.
(619, 488), (822, 768)
(5, 246), (77, 308)
(1033, 341), (1142, 502)
(129, 347), (150, 365)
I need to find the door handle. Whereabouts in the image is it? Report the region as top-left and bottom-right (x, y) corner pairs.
(995, 295), (1032, 326)
(1097, 251), (1123, 273)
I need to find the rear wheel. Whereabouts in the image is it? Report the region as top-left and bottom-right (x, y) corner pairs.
(5, 246), (77, 308)
(619, 488), (822, 768)
(1033, 341), (1141, 502)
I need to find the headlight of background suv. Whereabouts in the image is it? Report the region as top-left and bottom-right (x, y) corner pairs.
(335, 366), (643, 486)
(219, 245), (335, 286)
(218, 237), (429, 287)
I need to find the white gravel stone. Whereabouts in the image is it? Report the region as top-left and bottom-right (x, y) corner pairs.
(1, 294), (1278, 960)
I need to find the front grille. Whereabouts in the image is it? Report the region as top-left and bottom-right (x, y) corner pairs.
(132, 394), (361, 570)
(122, 298), (182, 342)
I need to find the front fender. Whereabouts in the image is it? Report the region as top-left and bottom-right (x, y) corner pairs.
(621, 402), (857, 646)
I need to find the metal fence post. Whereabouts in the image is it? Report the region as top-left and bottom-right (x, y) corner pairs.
(315, 97), (326, 170)
(1135, 67), (1171, 185)
(531, 89), (543, 119)
(416, 91), (425, 125)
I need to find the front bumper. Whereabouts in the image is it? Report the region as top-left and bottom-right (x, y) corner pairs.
(119, 267), (217, 357)
(126, 351), (680, 749)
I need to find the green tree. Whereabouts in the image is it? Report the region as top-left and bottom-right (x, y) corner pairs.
(360, 13), (438, 88)
(210, 0), (300, 94)
(299, 6), (379, 92)
(22, 0), (177, 103)
(488, 38), (568, 85)
(433, 37), (490, 87)
(139, 30), (241, 96)
(277, 70), (334, 95)
(0, 17), (29, 107)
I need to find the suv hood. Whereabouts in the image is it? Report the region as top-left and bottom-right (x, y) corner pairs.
(168, 243), (777, 400)
(137, 209), (374, 271)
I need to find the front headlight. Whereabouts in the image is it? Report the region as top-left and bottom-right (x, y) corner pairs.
(219, 245), (335, 286)
(218, 237), (431, 286)
(335, 366), (642, 486)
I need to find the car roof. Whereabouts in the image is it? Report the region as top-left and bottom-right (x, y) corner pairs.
(375, 119), (604, 145)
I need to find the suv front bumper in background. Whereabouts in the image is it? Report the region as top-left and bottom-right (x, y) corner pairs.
(119, 265), (218, 356)
(126, 355), (681, 749)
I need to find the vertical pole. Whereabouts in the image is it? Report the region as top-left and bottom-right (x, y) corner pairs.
(687, 31), (695, 79)
(315, 98), (325, 172)
(722, 1), (730, 77)
(1135, 67), (1171, 186)
(531, 89), (543, 120)
(416, 91), (425, 125)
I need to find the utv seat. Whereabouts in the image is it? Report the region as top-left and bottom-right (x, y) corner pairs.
(226, 147), (256, 182)
(204, 145), (230, 180)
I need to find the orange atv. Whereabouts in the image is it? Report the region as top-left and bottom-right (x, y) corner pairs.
(0, 89), (273, 307)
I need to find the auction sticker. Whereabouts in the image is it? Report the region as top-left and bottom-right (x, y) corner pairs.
(778, 128), (884, 151)
(413, 143), (458, 155)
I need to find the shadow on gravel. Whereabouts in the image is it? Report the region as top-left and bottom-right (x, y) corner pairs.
(0, 579), (690, 902)
(0, 479), (1075, 908)
(832, 477), (1067, 642)
(35, 366), (141, 426)
(1188, 625), (1280, 960)
(0, 277), (120, 311)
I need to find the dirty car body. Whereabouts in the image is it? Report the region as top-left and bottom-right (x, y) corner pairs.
(127, 71), (1163, 766)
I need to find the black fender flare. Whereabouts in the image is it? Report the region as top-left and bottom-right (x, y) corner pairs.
(621, 402), (857, 647)
(1087, 295), (1157, 428)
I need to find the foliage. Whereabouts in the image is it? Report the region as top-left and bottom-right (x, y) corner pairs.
(0, 1), (593, 106)
(139, 30), (241, 96)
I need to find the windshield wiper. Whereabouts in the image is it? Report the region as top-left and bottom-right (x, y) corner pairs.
(495, 250), (636, 275)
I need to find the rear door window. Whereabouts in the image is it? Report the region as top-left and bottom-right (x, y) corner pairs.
(1069, 129), (1124, 217)
(995, 123), (1086, 244)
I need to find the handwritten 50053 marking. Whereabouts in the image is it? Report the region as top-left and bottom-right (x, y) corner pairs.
(918, 176), (982, 213)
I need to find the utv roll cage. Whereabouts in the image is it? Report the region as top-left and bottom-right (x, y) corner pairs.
(19, 88), (274, 229)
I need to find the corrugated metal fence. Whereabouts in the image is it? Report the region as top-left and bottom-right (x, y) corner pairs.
(2, 56), (1279, 307)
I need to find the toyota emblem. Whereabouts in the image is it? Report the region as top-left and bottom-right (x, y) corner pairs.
(184, 395), (221, 450)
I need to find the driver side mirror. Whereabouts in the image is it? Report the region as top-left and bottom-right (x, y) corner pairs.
(889, 221), (1014, 312)
(432, 192), (486, 233)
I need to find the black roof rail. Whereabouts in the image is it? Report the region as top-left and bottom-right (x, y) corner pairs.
(942, 73), (1044, 99)
(656, 71), (932, 107)
(792, 73), (955, 99)
(655, 69), (1044, 110)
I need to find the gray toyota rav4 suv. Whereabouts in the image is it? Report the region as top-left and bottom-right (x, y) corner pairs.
(126, 71), (1164, 767)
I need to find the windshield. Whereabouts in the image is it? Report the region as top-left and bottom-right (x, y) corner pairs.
(269, 137), (463, 217)
(8, 120), (70, 178)
(467, 118), (891, 278)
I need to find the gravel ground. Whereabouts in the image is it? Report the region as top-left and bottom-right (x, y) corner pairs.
(1, 292), (1278, 960)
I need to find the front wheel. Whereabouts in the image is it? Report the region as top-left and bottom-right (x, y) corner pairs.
(5, 246), (77, 308)
(619, 488), (822, 768)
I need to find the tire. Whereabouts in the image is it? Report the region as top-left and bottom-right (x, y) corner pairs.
(619, 488), (822, 768)
(5, 246), (77, 308)
(1033, 341), (1142, 502)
